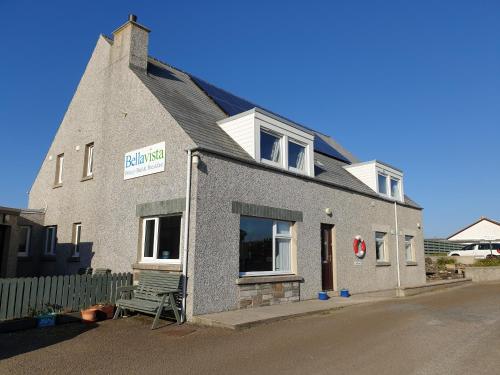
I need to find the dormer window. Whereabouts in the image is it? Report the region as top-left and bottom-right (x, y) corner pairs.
(344, 160), (405, 202)
(260, 130), (281, 165)
(218, 108), (315, 177)
(288, 141), (306, 172)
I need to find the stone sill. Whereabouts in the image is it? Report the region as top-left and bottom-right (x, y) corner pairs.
(132, 262), (182, 272)
(406, 262), (418, 266)
(376, 262), (391, 267)
(236, 275), (303, 285)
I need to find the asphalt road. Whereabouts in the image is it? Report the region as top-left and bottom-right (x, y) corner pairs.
(1, 282), (500, 375)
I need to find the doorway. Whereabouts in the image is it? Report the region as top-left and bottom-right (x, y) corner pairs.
(321, 224), (334, 291)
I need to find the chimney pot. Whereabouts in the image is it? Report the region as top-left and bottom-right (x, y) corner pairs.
(129, 14), (137, 22)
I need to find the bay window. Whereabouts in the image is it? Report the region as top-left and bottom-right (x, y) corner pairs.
(239, 216), (292, 275)
(141, 215), (181, 263)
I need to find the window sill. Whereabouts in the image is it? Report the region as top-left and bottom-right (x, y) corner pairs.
(236, 274), (303, 285)
(406, 261), (418, 266)
(42, 255), (56, 262)
(81, 175), (93, 182)
(67, 257), (80, 263)
(53, 183), (63, 189)
(376, 262), (391, 267)
(132, 262), (182, 272)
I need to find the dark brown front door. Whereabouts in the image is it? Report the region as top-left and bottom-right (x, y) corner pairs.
(321, 224), (334, 291)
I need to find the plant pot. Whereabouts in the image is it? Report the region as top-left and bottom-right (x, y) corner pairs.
(318, 291), (329, 300)
(37, 314), (56, 328)
(81, 308), (98, 323)
(95, 304), (115, 319)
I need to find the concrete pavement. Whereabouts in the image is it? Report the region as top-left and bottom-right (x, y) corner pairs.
(1, 282), (500, 375)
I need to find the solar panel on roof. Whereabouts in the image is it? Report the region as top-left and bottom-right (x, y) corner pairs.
(190, 75), (351, 164)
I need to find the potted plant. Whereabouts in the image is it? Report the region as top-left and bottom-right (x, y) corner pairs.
(29, 304), (62, 328)
(81, 301), (115, 322)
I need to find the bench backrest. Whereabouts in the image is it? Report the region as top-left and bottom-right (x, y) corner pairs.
(135, 271), (182, 301)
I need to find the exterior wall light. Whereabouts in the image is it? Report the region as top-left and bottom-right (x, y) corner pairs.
(324, 208), (332, 216)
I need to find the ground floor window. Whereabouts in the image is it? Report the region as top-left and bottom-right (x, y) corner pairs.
(239, 216), (292, 275)
(72, 223), (82, 257)
(405, 235), (415, 262)
(18, 226), (31, 256)
(375, 232), (387, 262)
(141, 215), (181, 262)
(44, 226), (57, 255)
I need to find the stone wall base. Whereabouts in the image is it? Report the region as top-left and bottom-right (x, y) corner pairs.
(239, 281), (300, 309)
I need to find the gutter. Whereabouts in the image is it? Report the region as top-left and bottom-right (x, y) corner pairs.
(181, 149), (193, 323)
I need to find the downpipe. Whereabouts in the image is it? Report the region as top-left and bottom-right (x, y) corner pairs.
(181, 149), (193, 323)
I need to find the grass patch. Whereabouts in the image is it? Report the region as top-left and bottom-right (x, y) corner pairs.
(473, 258), (500, 267)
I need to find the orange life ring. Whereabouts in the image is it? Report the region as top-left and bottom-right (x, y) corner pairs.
(353, 235), (366, 258)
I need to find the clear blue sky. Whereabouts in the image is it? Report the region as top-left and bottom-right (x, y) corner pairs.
(1, 0), (499, 237)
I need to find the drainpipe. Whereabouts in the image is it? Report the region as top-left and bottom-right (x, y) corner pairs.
(181, 149), (193, 323)
(394, 202), (401, 288)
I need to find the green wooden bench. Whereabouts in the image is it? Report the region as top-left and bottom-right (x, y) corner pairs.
(113, 271), (182, 329)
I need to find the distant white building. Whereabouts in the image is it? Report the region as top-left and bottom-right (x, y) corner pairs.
(448, 217), (500, 242)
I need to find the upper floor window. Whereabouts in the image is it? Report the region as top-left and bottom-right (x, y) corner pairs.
(260, 130), (281, 165)
(377, 173), (387, 195)
(18, 226), (31, 257)
(390, 178), (400, 200)
(83, 143), (94, 178)
(288, 141), (306, 172)
(44, 226), (57, 255)
(55, 154), (64, 185)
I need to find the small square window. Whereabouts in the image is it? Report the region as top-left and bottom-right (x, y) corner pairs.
(72, 223), (82, 257)
(55, 154), (64, 185)
(18, 226), (31, 257)
(141, 215), (182, 262)
(260, 130), (281, 164)
(44, 226), (57, 255)
(83, 143), (94, 178)
(375, 232), (387, 262)
(405, 235), (415, 262)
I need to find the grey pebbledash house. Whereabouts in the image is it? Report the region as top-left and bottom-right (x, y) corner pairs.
(10, 15), (426, 319)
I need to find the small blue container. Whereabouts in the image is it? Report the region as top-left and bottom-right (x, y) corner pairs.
(340, 289), (350, 298)
(37, 314), (56, 328)
(318, 291), (329, 300)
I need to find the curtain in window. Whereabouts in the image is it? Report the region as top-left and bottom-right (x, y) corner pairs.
(270, 137), (280, 162)
(275, 239), (291, 271)
(295, 149), (304, 170)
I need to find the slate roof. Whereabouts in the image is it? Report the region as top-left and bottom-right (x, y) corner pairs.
(132, 57), (421, 209)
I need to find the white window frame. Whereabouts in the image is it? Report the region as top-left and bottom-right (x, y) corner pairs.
(56, 154), (64, 185)
(72, 223), (82, 257)
(405, 235), (415, 262)
(375, 231), (388, 262)
(239, 219), (293, 277)
(390, 177), (401, 200)
(18, 225), (31, 257)
(287, 139), (308, 175)
(140, 215), (182, 264)
(259, 129), (283, 168)
(377, 173), (388, 196)
(44, 226), (57, 255)
(85, 143), (94, 177)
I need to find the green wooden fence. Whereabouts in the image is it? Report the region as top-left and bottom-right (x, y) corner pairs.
(0, 273), (133, 321)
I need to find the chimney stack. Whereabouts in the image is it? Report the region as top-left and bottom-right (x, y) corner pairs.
(111, 14), (150, 70)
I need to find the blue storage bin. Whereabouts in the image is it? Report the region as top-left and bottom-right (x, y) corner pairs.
(340, 289), (350, 298)
(318, 291), (329, 300)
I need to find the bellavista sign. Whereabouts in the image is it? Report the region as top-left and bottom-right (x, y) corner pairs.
(124, 142), (165, 180)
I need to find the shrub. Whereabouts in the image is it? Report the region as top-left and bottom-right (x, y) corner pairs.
(473, 258), (500, 267)
(436, 257), (456, 268)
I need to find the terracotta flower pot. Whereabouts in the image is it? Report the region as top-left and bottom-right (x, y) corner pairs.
(81, 308), (98, 323)
(96, 304), (115, 319)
